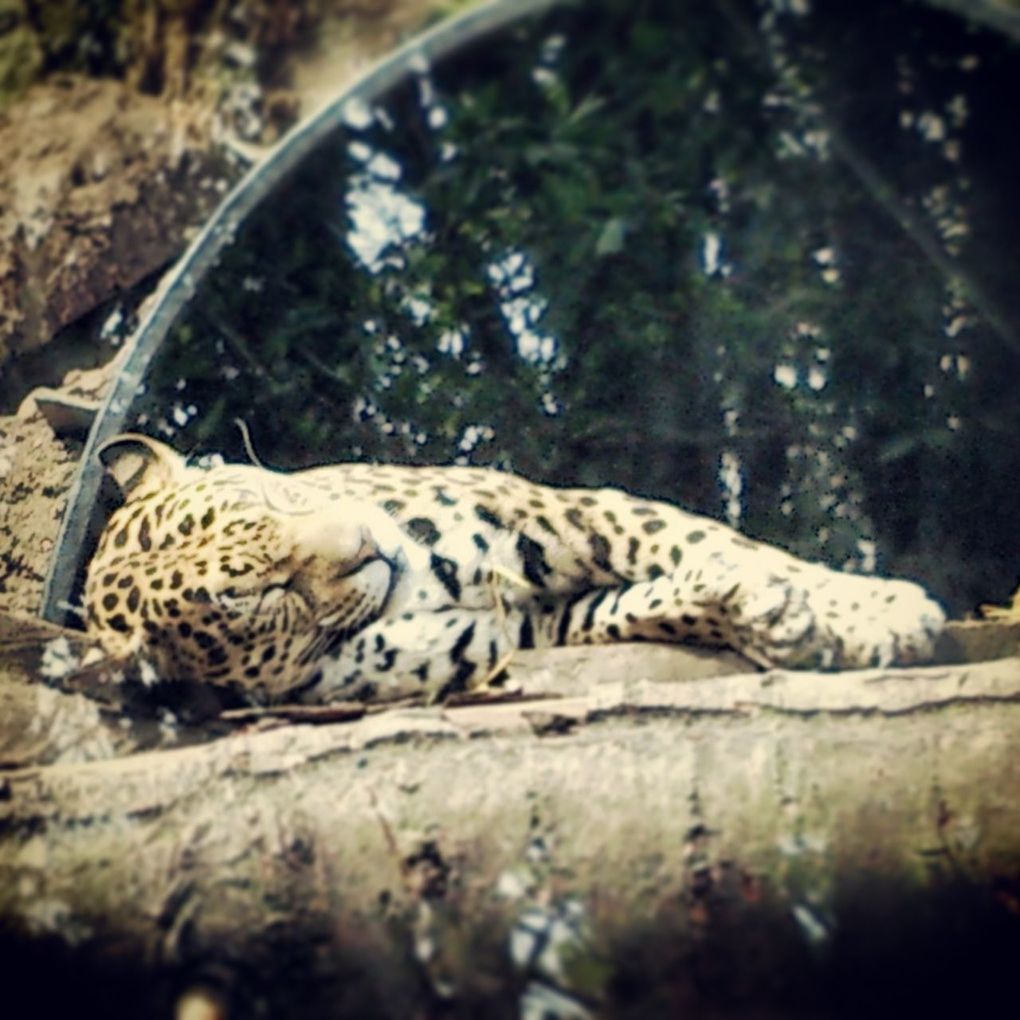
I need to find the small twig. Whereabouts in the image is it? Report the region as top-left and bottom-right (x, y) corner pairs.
(233, 418), (267, 469)
(210, 315), (291, 396)
(220, 702), (367, 725)
(298, 347), (352, 385)
(219, 695), (425, 725)
(441, 689), (563, 708)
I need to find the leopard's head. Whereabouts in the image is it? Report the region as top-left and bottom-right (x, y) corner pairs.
(84, 435), (406, 699)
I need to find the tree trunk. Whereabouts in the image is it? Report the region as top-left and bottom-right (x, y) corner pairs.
(1, 635), (1019, 1018)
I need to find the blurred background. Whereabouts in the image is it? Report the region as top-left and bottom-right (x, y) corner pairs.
(2, 0), (1019, 618)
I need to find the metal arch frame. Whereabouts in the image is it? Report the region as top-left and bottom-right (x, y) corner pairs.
(41, 0), (565, 625)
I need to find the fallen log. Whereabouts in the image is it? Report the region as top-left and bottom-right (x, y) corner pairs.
(1, 641), (1019, 1018)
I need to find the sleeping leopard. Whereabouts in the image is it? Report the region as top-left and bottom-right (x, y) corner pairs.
(83, 433), (945, 704)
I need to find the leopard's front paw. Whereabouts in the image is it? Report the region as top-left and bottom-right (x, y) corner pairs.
(809, 573), (944, 668)
(715, 554), (944, 670)
(755, 569), (943, 670)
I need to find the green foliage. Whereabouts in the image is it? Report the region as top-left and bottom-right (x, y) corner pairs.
(0, 1), (41, 107)
(139, 0), (1020, 614)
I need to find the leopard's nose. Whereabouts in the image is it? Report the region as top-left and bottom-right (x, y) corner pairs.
(292, 520), (378, 566)
(353, 526), (379, 564)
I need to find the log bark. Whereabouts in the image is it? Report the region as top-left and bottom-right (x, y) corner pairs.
(1, 640), (1019, 1018)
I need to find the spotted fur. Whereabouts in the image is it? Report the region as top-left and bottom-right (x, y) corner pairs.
(84, 434), (945, 703)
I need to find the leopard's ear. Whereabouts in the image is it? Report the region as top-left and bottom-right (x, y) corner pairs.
(97, 433), (188, 500)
